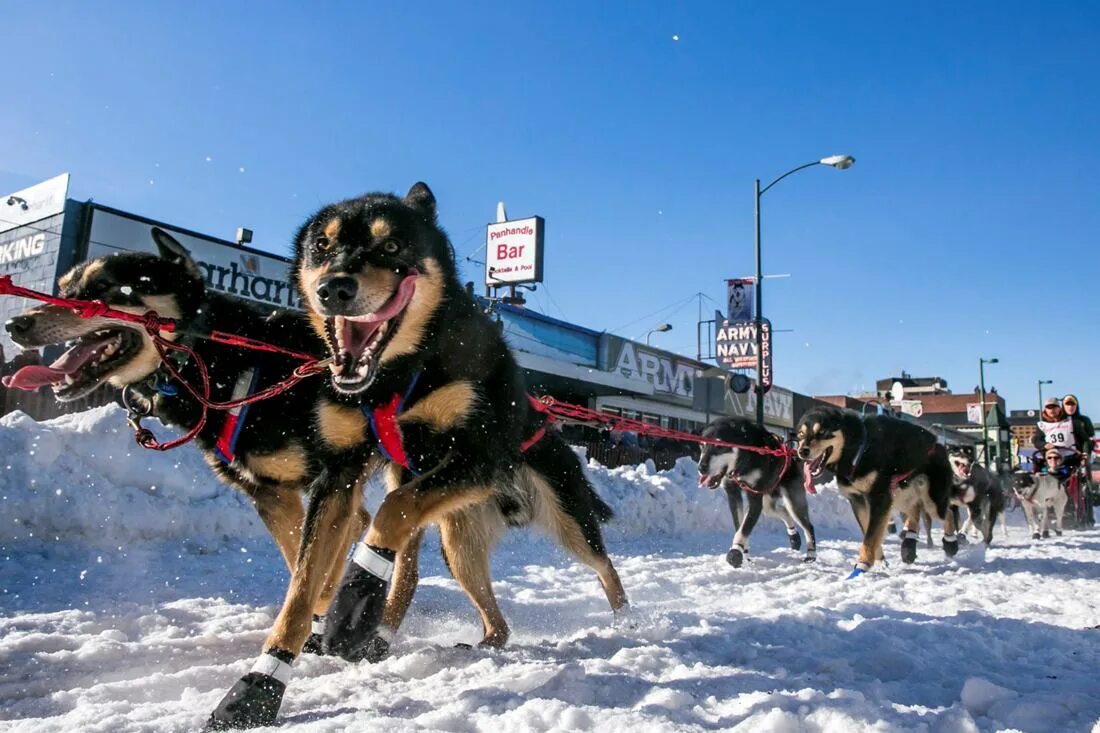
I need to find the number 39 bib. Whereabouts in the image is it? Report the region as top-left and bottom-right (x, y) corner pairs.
(1038, 418), (1074, 448)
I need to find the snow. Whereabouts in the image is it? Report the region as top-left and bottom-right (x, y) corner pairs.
(2, 406), (1099, 732)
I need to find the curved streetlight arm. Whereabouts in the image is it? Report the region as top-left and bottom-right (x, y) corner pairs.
(759, 161), (822, 196)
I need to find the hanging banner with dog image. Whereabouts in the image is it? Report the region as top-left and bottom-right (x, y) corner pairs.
(726, 278), (754, 321)
(714, 318), (772, 392)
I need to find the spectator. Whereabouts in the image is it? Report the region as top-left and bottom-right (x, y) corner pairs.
(1061, 394), (1094, 456)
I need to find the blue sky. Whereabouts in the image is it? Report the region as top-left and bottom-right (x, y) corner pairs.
(2, 1), (1098, 416)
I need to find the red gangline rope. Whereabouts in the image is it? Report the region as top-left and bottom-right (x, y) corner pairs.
(1, 275), (795, 467)
(0, 275), (328, 450)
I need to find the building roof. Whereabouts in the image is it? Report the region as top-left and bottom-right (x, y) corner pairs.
(915, 392), (1006, 415)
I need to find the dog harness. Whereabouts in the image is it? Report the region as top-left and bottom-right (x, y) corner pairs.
(215, 368), (261, 464)
(363, 376), (549, 475)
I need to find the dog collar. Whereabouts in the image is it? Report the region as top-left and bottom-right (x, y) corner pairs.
(845, 420), (869, 481)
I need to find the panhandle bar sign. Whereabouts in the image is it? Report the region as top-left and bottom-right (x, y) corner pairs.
(715, 318), (773, 391)
(485, 216), (544, 287)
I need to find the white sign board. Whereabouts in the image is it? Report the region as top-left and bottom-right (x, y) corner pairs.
(1, 173), (70, 234)
(485, 216), (544, 286)
(896, 399), (924, 418)
(967, 403), (983, 424)
(87, 209), (299, 309)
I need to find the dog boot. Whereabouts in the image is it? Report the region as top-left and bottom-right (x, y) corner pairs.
(900, 531), (919, 564)
(322, 544), (395, 662)
(942, 533), (959, 557)
(847, 561), (870, 579)
(1032, 532), (1041, 540)
(362, 627), (395, 663)
(206, 650), (293, 730)
(786, 527), (802, 551)
(803, 548), (817, 563)
(302, 615), (326, 656)
(887, 521), (897, 535)
(1041, 529), (1050, 539)
(1055, 529), (1062, 536)
(726, 543), (746, 568)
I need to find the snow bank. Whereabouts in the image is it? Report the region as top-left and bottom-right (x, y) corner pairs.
(1, 406), (859, 547)
(0, 405), (265, 546)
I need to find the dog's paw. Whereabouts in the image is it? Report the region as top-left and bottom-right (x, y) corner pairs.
(206, 664), (288, 730)
(802, 550), (817, 563)
(942, 535), (959, 557)
(1032, 532), (1041, 540)
(725, 547), (744, 568)
(900, 536), (918, 564)
(1055, 529), (1063, 536)
(787, 531), (802, 551)
(1041, 530), (1050, 539)
(887, 522), (898, 535)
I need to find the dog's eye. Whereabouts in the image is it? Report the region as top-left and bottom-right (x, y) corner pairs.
(382, 239), (400, 254)
(313, 236), (332, 254)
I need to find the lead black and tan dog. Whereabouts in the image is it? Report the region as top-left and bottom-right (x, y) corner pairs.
(697, 417), (817, 566)
(796, 406), (958, 575)
(290, 182), (630, 696)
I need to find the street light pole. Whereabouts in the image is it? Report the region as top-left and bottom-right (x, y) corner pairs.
(646, 323), (672, 346)
(979, 357), (999, 470)
(754, 178), (763, 425)
(1037, 379), (1053, 411)
(752, 155), (855, 426)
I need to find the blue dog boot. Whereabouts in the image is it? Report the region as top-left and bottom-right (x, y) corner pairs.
(206, 650), (293, 730)
(846, 561), (870, 579)
(322, 544), (396, 662)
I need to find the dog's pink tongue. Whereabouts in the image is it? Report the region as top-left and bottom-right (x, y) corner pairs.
(803, 462), (818, 495)
(345, 271), (419, 324)
(1, 341), (102, 391)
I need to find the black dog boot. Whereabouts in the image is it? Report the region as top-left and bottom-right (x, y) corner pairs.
(900, 531), (919, 564)
(206, 649), (293, 730)
(1042, 529), (1050, 539)
(787, 527), (802, 551)
(1032, 531), (1041, 540)
(725, 543), (746, 568)
(1055, 529), (1063, 536)
(942, 533), (959, 557)
(302, 615), (327, 656)
(361, 627), (395, 663)
(802, 548), (817, 563)
(322, 544), (396, 661)
(887, 521), (898, 535)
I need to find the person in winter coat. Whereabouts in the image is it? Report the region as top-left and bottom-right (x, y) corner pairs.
(1061, 394), (1094, 455)
(1033, 397), (1080, 453)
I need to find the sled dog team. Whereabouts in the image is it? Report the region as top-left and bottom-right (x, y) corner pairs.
(0, 183), (1016, 729)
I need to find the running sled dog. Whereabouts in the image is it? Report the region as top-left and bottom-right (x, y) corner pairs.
(697, 417), (816, 566)
(796, 406), (958, 574)
(282, 183), (629, 726)
(1012, 472), (1068, 540)
(947, 447), (1007, 545)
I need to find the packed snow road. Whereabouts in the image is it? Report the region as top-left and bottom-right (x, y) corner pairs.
(1, 407), (1098, 732)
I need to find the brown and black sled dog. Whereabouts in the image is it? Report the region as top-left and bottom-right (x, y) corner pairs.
(795, 406), (959, 576)
(292, 182), (630, 659)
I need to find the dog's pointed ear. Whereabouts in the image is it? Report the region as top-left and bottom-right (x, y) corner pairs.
(404, 182), (437, 220)
(151, 227), (201, 278)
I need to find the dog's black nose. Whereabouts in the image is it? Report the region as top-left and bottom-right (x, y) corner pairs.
(317, 275), (358, 306)
(5, 315), (32, 337)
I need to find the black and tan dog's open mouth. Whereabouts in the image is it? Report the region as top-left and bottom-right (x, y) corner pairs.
(806, 445), (833, 476)
(324, 272), (418, 393)
(1, 328), (144, 400)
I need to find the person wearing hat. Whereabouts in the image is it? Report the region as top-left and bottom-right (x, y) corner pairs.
(1062, 394), (1096, 524)
(1033, 397), (1075, 452)
(1041, 447), (1073, 482)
